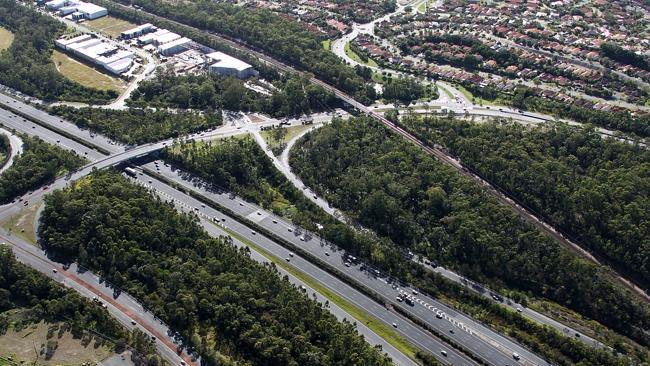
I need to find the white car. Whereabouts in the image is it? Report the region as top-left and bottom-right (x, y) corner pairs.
(512, 352), (520, 360)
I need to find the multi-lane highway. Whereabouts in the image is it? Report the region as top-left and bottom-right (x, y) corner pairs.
(141, 160), (549, 366)
(0, 107), (106, 161)
(0, 75), (620, 365)
(0, 93), (125, 154)
(130, 166), (478, 366)
(1, 2), (642, 359)
(0, 105), (433, 365)
(0, 100), (512, 365)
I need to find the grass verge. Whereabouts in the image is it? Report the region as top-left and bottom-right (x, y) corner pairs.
(215, 222), (422, 362)
(52, 50), (126, 93)
(0, 318), (113, 365)
(0, 200), (42, 244)
(322, 39), (331, 51)
(0, 26), (14, 51)
(437, 84), (454, 99)
(260, 125), (311, 154)
(454, 84), (497, 106)
(345, 42), (379, 68)
(85, 15), (137, 38)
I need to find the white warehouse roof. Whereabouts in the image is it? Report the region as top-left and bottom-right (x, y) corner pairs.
(137, 29), (169, 44)
(124, 23), (153, 34)
(206, 51), (252, 71)
(55, 34), (91, 49)
(105, 58), (133, 74)
(74, 2), (106, 14)
(68, 38), (102, 51)
(154, 32), (181, 45)
(158, 37), (190, 52)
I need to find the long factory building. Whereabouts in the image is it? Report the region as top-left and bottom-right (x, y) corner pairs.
(56, 34), (134, 74)
(43, 0), (107, 20)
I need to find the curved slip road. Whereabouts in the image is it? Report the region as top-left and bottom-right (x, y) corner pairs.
(0, 127), (23, 174)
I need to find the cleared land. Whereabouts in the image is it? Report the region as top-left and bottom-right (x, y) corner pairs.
(85, 16), (136, 38)
(0, 317), (113, 365)
(0, 200), (42, 244)
(0, 26), (14, 50)
(261, 125), (312, 154)
(52, 50), (126, 92)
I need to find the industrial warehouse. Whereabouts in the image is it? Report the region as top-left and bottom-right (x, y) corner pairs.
(42, 0), (107, 20)
(55, 34), (135, 75)
(121, 23), (258, 78)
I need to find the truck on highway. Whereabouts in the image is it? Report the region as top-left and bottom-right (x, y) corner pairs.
(124, 167), (138, 177)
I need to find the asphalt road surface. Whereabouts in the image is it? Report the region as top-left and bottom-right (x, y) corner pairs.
(0, 127), (23, 174)
(0, 231), (197, 366)
(0, 89), (615, 364)
(0, 92), (124, 154)
(130, 168), (478, 366)
(0, 107), (106, 161)
(141, 160), (548, 366)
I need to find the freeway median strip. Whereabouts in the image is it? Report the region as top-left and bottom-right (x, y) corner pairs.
(141, 166), (488, 366)
(0, 98), (112, 155)
(211, 221), (423, 364)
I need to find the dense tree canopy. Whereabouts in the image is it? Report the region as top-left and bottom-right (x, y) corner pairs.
(0, 134), (8, 164)
(0, 245), (161, 364)
(400, 116), (650, 288)
(0, 245), (122, 336)
(50, 106), (222, 145)
(0, 135), (86, 203)
(508, 87), (650, 137)
(381, 77), (425, 104)
(600, 42), (650, 72)
(290, 117), (650, 346)
(39, 170), (394, 366)
(129, 70), (337, 117)
(164, 131), (644, 365)
(0, 0), (116, 103)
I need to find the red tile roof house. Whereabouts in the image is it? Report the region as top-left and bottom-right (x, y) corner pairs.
(326, 19), (348, 33)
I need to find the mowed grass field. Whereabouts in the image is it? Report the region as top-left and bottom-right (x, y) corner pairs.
(0, 26), (15, 50)
(51, 50), (126, 92)
(85, 16), (136, 38)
